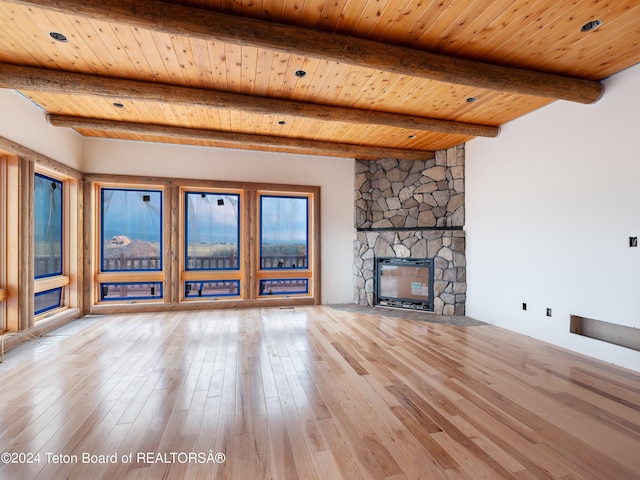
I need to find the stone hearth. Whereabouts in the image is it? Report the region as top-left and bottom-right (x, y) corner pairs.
(353, 145), (466, 315)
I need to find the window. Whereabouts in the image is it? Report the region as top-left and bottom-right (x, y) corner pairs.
(96, 186), (164, 304)
(101, 188), (163, 272)
(34, 287), (63, 315)
(34, 173), (63, 278)
(0, 153), (80, 327)
(182, 189), (243, 301)
(185, 192), (240, 270)
(259, 278), (308, 295)
(260, 195), (308, 269)
(34, 171), (70, 318)
(100, 282), (163, 301)
(257, 193), (313, 299)
(90, 176), (318, 310)
(184, 280), (240, 298)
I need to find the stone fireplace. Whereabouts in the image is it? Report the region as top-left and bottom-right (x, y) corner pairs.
(353, 145), (466, 315)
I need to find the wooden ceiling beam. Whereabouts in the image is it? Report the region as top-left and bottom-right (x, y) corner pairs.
(0, 63), (498, 138)
(46, 114), (437, 161)
(12, 0), (604, 104)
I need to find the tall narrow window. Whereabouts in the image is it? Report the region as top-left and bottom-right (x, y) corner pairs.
(182, 190), (242, 301)
(185, 192), (240, 270)
(34, 173), (63, 278)
(97, 186), (164, 304)
(33, 172), (66, 316)
(258, 193), (313, 299)
(101, 188), (162, 272)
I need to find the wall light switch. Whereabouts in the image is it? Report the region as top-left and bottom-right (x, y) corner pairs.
(546, 308), (552, 317)
(522, 303), (527, 311)
(630, 237), (638, 247)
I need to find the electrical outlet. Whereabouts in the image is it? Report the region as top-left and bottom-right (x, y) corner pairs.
(546, 308), (552, 317)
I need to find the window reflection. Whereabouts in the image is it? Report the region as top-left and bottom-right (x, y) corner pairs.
(34, 173), (63, 278)
(101, 188), (163, 271)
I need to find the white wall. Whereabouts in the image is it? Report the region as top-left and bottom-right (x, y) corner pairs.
(466, 63), (640, 372)
(82, 138), (355, 304)
(0, 90), (83, 170)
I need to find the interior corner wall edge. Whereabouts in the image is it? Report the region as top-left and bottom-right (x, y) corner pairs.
(465, 62), (640, 372)
(0, 89), (83, 171)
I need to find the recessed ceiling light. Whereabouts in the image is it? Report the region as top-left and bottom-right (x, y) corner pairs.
(49, 31), (68, 43)
(581, 19), (602, 32)
(466, 97), (478, 103)
(112, 102), (125, 108)
(295, 70), (307, 78)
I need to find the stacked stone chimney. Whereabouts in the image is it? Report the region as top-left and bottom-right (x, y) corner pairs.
(353, 144), (466, 315)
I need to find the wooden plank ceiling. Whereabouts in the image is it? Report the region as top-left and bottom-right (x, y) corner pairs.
(0, 0), (639, 160)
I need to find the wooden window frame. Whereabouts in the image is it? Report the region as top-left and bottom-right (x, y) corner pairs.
(180, 186), (246, 302)
(92, 182), (167, 306)
(86, 174), (320, 312)
(255, 190), (315, 301)
(33, 167), (79, 321)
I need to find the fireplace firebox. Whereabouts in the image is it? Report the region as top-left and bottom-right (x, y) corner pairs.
(374, 257), (434, 311)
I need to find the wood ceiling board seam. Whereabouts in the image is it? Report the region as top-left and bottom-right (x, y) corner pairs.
(369, 0), (454, 45)
(488, 2), (611, 76)
(550, 6), (640, 79)
(0, 4), (69, 69)
(444, 0), (556, 63)
(91, 22), (141, 79)
(239, 0), (262, 18)
(265, 50), (292, 98)
(127, 24), (173, 83)
(265, 52), (288, 98)
(317, 0), (351, 32)
(206, 37), (229, 89)
(281, 0), (308, 25)
(313, 61), (355, 107)
(430, 0), (521, 54)
(467, 0), (629, 77)
(459, 98), (554, 127)
(214, 106), (232, 132)
(347, 69), (395, 108)
(335, 0), (391, 36)
(168, 30), (202, 87)
(278, 54), (310, 100)
(285, 56), (322, 101)
(260, 0), (282, 23)
(42, 10), (115, 76)
(9, 0), (603, 103)
(414, 0), (483, 50)
(222, 42), (242, 93)
(326, 65), (372, 108)
(188, 36), (216, 89)
(240, 45), (260, 96)
(147, 29), (191, 86)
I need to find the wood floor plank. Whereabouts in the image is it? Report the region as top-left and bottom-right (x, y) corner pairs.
(0, 306), (638, 479)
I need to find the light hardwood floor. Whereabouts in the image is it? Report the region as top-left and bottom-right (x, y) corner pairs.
(0, 306), (639, 479)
